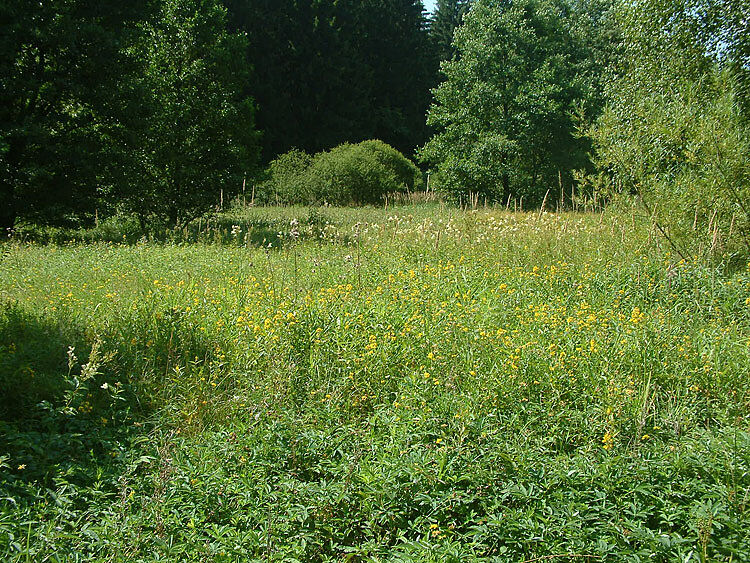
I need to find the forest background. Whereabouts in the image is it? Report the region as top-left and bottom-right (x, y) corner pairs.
(2, 0), (748, 263)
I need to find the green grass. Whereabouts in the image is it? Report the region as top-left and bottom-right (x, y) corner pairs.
(1, 204), (749, 561)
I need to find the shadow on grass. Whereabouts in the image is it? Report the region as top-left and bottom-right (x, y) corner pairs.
(13, 209), (351, 248)
(171, 210), (351, 247)
(0, 301), (145, 505)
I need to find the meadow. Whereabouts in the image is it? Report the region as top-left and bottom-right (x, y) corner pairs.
(1, 203), (749, 561)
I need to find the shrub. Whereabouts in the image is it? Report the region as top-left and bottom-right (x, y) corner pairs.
(261, 149), (314, 205)
(356, 140), (425, 196)
(261, 140), (423, 205)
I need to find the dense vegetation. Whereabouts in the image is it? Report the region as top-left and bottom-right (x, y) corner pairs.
(2, 0), (747, 254)
(421, 0), (611, 206)
(1, 0), (750, 560)
(1, 205), (749, 560)
(261, 141), (424, 205)
(588, 0), (750, 263)
(0, 0), (437, 229)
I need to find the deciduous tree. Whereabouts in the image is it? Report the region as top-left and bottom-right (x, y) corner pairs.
(421, 0), (600, 203)
(115, 0), (260, 227)
(0, 1), (148, 229)
(589, 0), (750, 261)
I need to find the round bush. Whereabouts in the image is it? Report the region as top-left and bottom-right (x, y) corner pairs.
(261, 140), (423, 205)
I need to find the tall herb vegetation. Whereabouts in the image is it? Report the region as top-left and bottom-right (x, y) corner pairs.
(2, 206), (749, 559)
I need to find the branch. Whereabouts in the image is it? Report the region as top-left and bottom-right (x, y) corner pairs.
(637, 188), (688, 262)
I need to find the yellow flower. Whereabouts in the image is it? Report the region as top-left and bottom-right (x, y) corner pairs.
(602, 431), (614, 450)
(630, 307), (645, 324)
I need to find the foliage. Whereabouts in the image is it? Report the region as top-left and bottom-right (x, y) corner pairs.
(261, 149), (315, 205)
(2, 205), (750, 559)
(421, 0), (611, 205)
(705, 0), (750, 119)
(113, 0), (260, 227)
(261, 140), (424, 205)
(588, 0), (750, 262)
(0, 1), (149, 229)
(225, 0), (435, 160)
(429, 0), (473, 62)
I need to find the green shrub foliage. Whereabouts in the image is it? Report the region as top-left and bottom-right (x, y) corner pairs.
(589, 0), (750, 263)
(262, 140), (423, 205)
(0, 1), (150, 229)
(259, 149), (314, 205)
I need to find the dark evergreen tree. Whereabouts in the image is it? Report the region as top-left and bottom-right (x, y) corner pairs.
(225, 0), (434, 161)
(429, 0), (472, 62)
(359, 0), (436, 154)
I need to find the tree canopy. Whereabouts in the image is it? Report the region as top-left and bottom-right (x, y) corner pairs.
(2, 0), (747, 243)
(115, 0), (259, 227)
(225, 0), (436, 161)
(429, 0), (473, 62)
(0, 0), (260, 229)
(0, 1), (150, 229)
(420, 0), (611, 204)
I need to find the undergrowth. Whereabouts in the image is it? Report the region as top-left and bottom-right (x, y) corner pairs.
(1, 205), (748, 561)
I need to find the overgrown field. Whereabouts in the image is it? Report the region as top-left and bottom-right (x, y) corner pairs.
(1, 205), (749, 561)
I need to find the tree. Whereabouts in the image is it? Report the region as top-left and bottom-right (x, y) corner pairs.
(114, 0), (260, 227)
(708, 0), (750, 118)
(225, 0), (434, 161)
(429, 0), (472, 62)
(359, 0), (436, 155)
(589, 0), (750, 261)
(0, 1), (149, 229)
(421, 0), (599, 204)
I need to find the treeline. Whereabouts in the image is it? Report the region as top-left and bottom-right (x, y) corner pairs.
(2, 0), (748, 259)
(224, 0), (437, 160)
(1, 0), (454, 229)
(424, 0), (749, 260)
(1, 0), (256, 229)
